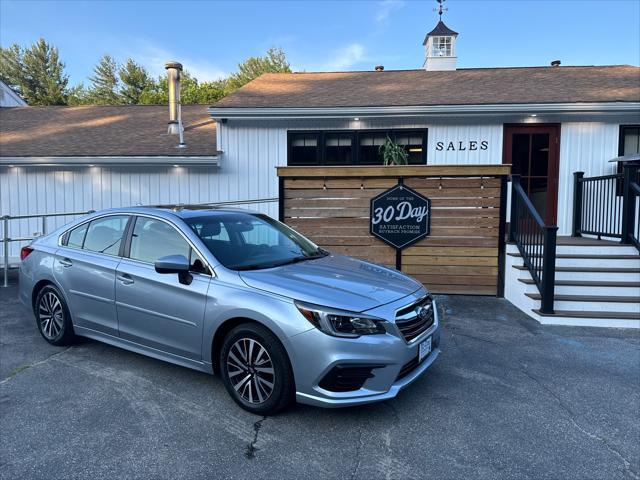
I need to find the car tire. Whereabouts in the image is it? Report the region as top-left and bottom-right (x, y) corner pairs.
(34, 285), (77, 346)
(219, 323), (294, 415)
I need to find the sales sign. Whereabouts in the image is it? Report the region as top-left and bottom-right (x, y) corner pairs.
(370, 184), (431, 249)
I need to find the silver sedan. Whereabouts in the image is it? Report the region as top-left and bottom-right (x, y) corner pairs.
(19, 206), (440, 414)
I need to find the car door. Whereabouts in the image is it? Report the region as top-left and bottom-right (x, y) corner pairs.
(54, 215), (130, 337)
(115, 215), (210, 360)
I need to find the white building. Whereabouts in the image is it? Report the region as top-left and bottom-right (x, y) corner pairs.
(1, 17), (639, 326)
(0, 80), (27, 107)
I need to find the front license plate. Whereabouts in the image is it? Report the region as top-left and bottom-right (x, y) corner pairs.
(419, 336), (432, 362)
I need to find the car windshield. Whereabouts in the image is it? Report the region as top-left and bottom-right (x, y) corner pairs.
(185, 212), (327, 271)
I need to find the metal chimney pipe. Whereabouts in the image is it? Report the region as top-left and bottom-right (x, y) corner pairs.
(165, 61), (183, 135)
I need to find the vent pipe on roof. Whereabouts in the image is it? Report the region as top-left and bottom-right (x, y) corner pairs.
(551, 60), (561, 67)
(375, 65), (384, 71)
(165, 61), (186, 148)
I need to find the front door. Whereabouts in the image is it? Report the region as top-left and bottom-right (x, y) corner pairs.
(503, 124), (560, 225)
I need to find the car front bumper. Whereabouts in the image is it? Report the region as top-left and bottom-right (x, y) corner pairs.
(287, 294), (441, 408)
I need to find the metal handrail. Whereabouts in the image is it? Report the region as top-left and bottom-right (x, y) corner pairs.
(510, 175), (557, 314)
(2, 197), (280, 287)
(2, 210), (95, 287)
(573, 164), (640, 250)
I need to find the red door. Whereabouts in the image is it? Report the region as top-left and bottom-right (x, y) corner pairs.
(503, 124), (561, 225)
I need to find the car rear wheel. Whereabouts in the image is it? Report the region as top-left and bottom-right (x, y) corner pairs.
(219, 323), (294, 415)
(35, 285), (76, 346)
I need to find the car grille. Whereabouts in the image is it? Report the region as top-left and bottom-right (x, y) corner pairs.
(396, 295), (435, 343)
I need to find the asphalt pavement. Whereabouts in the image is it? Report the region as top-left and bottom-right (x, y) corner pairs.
(1, 270), (639, 480)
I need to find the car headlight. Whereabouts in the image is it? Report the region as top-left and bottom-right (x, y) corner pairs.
(295, 301), (387, 338)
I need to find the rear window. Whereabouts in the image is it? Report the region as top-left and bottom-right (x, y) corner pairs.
(83, 216), (129, 256)
(66, 223), (88, 249)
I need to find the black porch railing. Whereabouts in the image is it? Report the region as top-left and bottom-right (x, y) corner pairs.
(573, 163), (640, 251)
(510, 175), (558, 314)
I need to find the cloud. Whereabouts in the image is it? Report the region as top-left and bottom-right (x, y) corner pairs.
(375, 0), (405, 23)
(323, 43), (366, 71)
(124, 42), (227, 81)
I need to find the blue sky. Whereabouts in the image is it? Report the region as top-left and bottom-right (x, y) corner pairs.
(2, 0), (639, 86)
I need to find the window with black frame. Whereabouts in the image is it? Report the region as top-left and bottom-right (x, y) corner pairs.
(324, 132), (353, 165)
(395, 131), (426, 165)
(358, 132), (387, 165)
(289, 133), (319, 165)
(288, 129), (428, 166)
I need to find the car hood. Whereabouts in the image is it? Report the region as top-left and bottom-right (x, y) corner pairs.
(238, 254), (423, 312)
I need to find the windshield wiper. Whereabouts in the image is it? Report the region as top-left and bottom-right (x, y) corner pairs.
(235, 251), (328, 271)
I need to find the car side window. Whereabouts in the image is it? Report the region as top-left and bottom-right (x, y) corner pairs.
(83, 216), (129, 255)
(129, 217), (208, 274)
(66, 223), (88, 249)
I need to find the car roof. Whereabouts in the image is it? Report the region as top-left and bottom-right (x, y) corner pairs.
(94, 205), (261, 220)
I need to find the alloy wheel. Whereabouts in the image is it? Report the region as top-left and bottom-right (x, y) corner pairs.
(226, 338), (275, 404)
(38, 291), (64, 339)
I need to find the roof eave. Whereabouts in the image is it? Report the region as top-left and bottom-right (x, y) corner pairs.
(208, 102), (640, 120)
(0, 155), (220, 167)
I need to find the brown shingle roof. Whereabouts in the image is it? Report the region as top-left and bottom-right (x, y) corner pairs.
(0, 105), (216, 157)
(212, 65), (640, 109)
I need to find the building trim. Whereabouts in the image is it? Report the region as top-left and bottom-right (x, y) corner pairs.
(208, 102), (640, 120)
(0, 155), (220, 167)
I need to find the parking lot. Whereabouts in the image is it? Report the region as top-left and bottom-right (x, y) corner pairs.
(1, 272), (638, 480)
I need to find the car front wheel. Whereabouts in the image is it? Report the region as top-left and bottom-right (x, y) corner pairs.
(219, 323), (294, 415)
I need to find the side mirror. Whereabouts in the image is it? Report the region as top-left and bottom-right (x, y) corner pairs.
(155, 255), (192, 285)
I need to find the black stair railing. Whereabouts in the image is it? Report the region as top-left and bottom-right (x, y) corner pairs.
(573, 163), (640, 252)
(622, 164), (640, 251)
(510, 175), (558, 314)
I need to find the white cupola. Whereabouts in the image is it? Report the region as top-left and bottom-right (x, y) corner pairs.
(423, 3), (458, 71)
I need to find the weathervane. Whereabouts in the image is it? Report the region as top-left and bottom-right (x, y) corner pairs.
(434, 0), (448, 20)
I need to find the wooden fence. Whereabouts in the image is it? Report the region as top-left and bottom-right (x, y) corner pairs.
(277, 165), (510, 296)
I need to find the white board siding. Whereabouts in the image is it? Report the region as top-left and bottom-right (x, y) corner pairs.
(0, 163), (278, 262)
(557, 122), (620, 235)
(427, 124), (503, 165)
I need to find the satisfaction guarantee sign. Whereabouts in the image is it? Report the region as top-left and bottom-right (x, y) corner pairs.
(370, 183), (431, 249)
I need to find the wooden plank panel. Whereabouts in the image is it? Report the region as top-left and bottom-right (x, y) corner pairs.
(402, 265), (499, 276)
(431, 208), (501, 218)
(410, 274), (498, 286)
(404, 178), (501, 189)
(285, 208), (370, 218)
(428, 285), (497, 295)
(285, 217), (370, 227)
(430, 197), (501, 208)
(278, 165), (511, 178)
(286, 198), (371, 208)
(285, 188), (388, 199)
(403, 247), (498, 257)
(402, 255), (498, 266)
(430, 217), (500, 227)
(407, 237), (499, 247)
(428, 227), (500, 237)
(284, 179), (396, 189)
(282, 171), (505, 296)
(309, 236), (379, 246)
(409, 187), (501, 197)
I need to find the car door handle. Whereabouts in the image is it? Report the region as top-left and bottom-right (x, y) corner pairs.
(59, 258), (73, 268)
(116, 273), (134, 285)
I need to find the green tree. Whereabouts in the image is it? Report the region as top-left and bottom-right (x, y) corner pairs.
(196, 79), (227, 104)
(89, 54), (119, 104)
(0, 39), (68, 105)
(225, 47), (291, 93)
(67, 83), (90, 106)
(119, 58), (150, 104)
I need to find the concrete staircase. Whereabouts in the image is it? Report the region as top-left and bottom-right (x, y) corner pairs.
(505, 239), (640, 328)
